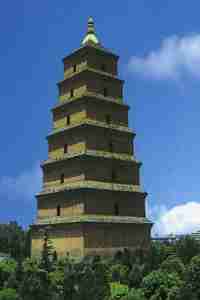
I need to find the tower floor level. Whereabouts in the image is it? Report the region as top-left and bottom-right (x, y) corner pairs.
(31, 17), (153, 257)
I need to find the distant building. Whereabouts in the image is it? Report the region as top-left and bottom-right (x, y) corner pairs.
(0, 253), (10, 262)
(31, 17), (152, 257)
(191, 230), (200, 241)
(152, 231), (200, 243)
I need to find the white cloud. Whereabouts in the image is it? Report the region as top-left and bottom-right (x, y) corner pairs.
(0, 163), (42, 201)
(152, 201), (200, 236)
(129, 34), (200, 80)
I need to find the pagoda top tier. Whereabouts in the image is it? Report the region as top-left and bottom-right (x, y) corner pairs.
(63, 17), (118, 62)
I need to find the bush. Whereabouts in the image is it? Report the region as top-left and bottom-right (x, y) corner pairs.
(0, 261), (16, 289)
(184, 255), (200, 298)
(0, 289), (18, 300)
(175, 236), (200, 264)
(109, 264), (129, 284)
(160, 256), (185, 278)
(122, 288), (146, 300)
(128, 264), (145, 288)
(110, 282), (129, 300)
(142, 270), (182, 300)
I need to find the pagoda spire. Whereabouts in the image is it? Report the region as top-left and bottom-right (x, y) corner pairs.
(81, 17), (100, 46)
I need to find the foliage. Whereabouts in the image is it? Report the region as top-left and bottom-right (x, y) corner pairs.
(49, 268), (64, 299)
(110, 282), (129, 300)
(0, 260), (16, 289)
(145, 241), (172, 272)
(0, 222), (30, 261)
(160, 256), (185, 278)
(0, 289), (18, 300)
(128, 263), (145, 288)
(63, 256), (110, 300)
(175, 236), (200, 264)
(0, 221), (200, 300)
(142, 270), (182, 300)
(184, 255), (200, 298)
(109, 264), (129, 284)
(19, 259), (52, 300)
(40, 231), (54, 272)
(122, 288), (146, 300)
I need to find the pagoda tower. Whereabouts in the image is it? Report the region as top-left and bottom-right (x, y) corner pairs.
(31, 18), (152, 257)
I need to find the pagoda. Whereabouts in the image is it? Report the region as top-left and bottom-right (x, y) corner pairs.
(31, 18), (152, 257)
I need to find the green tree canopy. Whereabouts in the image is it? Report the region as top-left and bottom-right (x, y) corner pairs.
(184, 255), (200, 299)
(160, 256), (185, 278)
(122, 288), (146, 300)
(0, 288), (18, 300)
(175, 236), (200, 264)
(142, 270), (182, 300)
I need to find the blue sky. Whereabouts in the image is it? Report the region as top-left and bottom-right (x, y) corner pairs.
(1, 0), (200, 234)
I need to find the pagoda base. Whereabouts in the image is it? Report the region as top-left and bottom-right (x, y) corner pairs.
(31, 216), (152, 257)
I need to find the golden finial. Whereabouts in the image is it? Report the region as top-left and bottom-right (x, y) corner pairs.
(82, 17), (100, 46)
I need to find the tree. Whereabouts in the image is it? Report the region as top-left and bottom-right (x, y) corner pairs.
(184, 255), (200, 299)
(142, 270), (182, 300)
(110, 282), (129, 300)
(49, 264), (64, 299)
(128, 264), (145, 288)
(167, 285), (198, 300)
(40, 230), (54, 272)
(0, 288), (18, 300)
(0, 222), (30, 261)
(175, 236), (200, 264)
(0, 260), (16, 289)
(122, 288), (146, 300)
(20, 258), (53, 300)
(63, 261), (78, 300)
(63, 257), (110, 300)
(90, 256), (110, 300)
(145, 241), (172, 272)
(160, 256), (185, 278)
(7, 222), (25, 261)
(109, 264), (129, 284)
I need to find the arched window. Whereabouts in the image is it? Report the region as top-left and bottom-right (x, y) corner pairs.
(70, 89), (74, 98)
(57, 205), (61, 216)
(105, 114), (111, 125)
(64, 144), (68, 154)
(103, 88), (108, 97)
(114, 203), (119, 216)
(112, 170), (116, 181)
(60, 173), (64, 184)
(67, 115), (70, 125)
(109, 142), (113, 152)
(101, 64), (106, 71)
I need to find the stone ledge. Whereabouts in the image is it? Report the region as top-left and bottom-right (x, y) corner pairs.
(48, 118), (134, 139)
(52, 92), (128, 110)
(42, 150), (138, 166)
(35, 214), (152, 225)
(37, 180), (144, 196)
(59, 66), (122, 83)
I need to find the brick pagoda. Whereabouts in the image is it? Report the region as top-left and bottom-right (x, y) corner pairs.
(31, 17), (152, 257)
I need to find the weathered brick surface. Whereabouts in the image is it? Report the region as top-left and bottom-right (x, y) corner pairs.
(31, 32), (152, 258)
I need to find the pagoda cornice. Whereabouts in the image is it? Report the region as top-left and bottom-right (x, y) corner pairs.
(59, 66), (123, 82)
(47, 119), (134, 139)
(41, 150), (140, 167)
(62, 43), (119, 63)
(53, 92), (129, 110)
(35, 214), (152, 226)
(37, 180), (145, 196)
